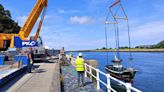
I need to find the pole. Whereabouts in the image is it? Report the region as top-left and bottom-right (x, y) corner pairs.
(96, 69), (100, 90)
(107, 74), (111, 92)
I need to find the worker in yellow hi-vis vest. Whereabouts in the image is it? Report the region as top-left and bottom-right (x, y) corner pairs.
(75, 53), (85, 87)
(69, 52), (73, 61)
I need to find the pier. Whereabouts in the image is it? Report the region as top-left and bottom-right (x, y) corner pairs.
(0, 59), (61, 92)
(0, 55), (141, 92)
(61, 64), (102, 92)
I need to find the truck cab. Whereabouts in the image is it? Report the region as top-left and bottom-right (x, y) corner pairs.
(30, 36), (46, 61)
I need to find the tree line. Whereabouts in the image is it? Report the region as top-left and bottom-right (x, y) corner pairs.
(96, 40), (164, 50)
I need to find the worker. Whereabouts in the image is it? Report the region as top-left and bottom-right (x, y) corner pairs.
(28, 47), (34, 73)
(75, 53), (85, 87)
(69, 52), (73, 61)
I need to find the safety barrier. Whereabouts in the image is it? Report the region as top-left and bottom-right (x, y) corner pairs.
(84, 63), (142, 92)
(69, 56), (141, 92)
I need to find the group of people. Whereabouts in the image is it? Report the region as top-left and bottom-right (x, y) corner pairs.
(28, 48), (85, 87)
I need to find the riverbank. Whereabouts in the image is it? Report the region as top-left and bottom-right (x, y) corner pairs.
(68, 49), (164, 52)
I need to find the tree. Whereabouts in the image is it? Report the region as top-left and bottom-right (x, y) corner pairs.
(155, 40), (164, 48)
(0, 4), (20, 34)
(102, 47), (106, 50)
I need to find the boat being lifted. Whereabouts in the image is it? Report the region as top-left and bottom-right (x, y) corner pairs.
(105, 56), (136, 83)
(104, 0), (137, 83)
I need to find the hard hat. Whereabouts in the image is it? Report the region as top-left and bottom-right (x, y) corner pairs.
(78, 53), (82, 57)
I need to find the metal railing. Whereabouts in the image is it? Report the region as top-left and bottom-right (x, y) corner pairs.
(84, 63), (142, 92)
(69, 57), (141, 92)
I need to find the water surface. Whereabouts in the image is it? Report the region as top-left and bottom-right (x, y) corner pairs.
(71, 52), (164, 92)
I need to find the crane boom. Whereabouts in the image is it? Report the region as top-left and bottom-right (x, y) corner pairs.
(34, 7), (47, 41)
(0, 0), (47, 50)
(18, 0), (47, 39)
(109, 0), (121, 8)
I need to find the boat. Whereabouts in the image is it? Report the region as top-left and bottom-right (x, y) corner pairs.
(104, 0), (137, 83)
(105, 57), (136, 83)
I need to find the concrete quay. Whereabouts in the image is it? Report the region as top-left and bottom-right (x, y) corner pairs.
(0, 57), (102, 92)
(0, 60), (61, 92)
(61, 63), (103, 92)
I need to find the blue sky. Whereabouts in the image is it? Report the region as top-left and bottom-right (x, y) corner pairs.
(1, 0), (164, 50)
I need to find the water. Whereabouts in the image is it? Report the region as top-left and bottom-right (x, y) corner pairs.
(70, 52), (164, 92)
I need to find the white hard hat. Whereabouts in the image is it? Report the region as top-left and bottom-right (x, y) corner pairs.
(78, 53), (82, 57)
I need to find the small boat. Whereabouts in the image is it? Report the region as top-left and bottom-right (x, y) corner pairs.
(105, 59), (136, 83)
(104, 0), (137, 83)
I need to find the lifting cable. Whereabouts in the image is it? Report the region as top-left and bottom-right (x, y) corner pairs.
(119, 2), (133, 60)
(110, 8), (120, 59)
(105, 12), (110, 65)
(105, 0), (133, 62)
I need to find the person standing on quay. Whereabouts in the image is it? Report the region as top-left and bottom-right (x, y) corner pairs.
(69, 52), (73, 61)
(28, 47), (34, 73)
(75, 53), (85, 87)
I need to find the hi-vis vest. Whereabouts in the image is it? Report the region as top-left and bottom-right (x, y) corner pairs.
(69, 54), (73, 58)
(75, 57), (84, 71)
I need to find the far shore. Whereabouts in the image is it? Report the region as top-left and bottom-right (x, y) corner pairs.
(67, 49), (164, 52)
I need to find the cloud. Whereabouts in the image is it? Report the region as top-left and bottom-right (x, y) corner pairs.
(57, 9), (78, 14)
(90, 0), (108, 5)
(115, 21), (164, 46)
(131, 21), (164, 40)
(70, 16), (95, 24)
(16, 15), (50, 26)
(99, 20), (164, 48)
(154, 4), (164, 12)
(16, 15), (28, 26)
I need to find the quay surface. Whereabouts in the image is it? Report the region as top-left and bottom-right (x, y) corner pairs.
(0, 59), (61, 92)
(61, 62), (103, 92)
(0, 58), (102, 92)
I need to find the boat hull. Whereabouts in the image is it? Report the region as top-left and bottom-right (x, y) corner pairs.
(105, 65), (136, 83)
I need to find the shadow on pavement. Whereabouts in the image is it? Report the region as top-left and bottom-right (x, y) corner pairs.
(34, 69), (46, 73)
(84, 81), (93, 86)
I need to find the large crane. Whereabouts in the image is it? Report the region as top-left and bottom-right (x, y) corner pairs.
(0, 0), (47, 50)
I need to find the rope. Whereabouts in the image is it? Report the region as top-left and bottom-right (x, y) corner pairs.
(105, 24), (109, 65)
(105, 11), (111, 65)
(109, 8), (120, 59)
(127, 19), (133, 61)
(115, 19), (120, 59)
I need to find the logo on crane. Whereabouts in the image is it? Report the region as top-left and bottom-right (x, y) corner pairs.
(14, 36), (38, 48)
(22, 41), (38, 47)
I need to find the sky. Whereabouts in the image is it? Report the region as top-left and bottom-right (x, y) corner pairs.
(0, 0), (164, 50)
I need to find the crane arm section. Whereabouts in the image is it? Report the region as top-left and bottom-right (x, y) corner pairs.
(18, 0), (47, 39)
(0, 0), (47, 50)
(109, 0), (121, 8)
(34, 7), (47, 41)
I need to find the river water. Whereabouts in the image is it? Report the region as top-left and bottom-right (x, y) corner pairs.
(71, 52), (164, 92)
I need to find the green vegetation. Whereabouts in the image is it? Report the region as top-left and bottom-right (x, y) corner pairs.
(102, 47), (106, 50)
(155, 40), (164, 48)
(0, 4), (20, 34)
(95, 40), (164, 51)
(135, 40), (164, 49)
